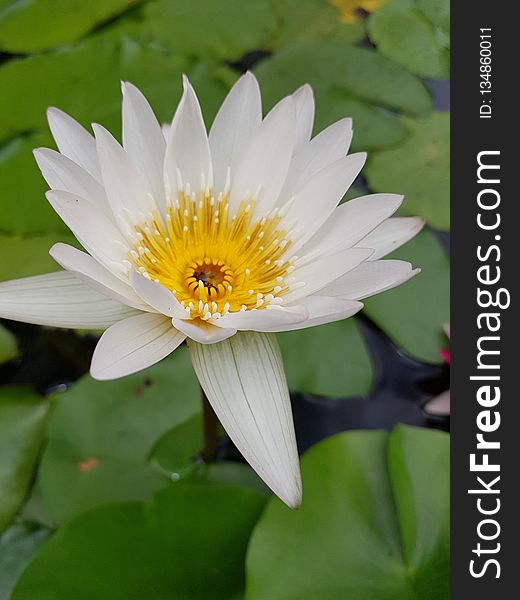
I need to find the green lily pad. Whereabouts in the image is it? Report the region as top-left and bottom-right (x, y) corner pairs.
(365, 113), (450, 230)
(278, 318), (373, 398)
(368, 0), (449, 79)
(38, 348), (200, 524)
(103, 0), (277, 62)
(0, 233), (79, 281)
(12, 485), (266, 600)
(0, 323), (17, 364)
(270, 0), (364, 48)
(363, 229), (449, 363)
(0, 523), (52, 600)
(0, 0), (143, 53)
(246, 425), (449, 599)
(0, 36), (229, 233)
(254, 41), (432, 150)
(0, 388), (50, 532)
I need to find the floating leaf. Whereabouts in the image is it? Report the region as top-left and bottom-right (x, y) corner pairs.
(0, 388), (50, 532)
(0, 523), (51, 600)
(278, 319), (373, 398)
(254, 41), (432, 150)
(0, 323), (17, 364)
(247, 426), (449, 599)
(0, 0), (143, 53)
(271, 0), (364, 48)
(104, 0), (277, 62)
(12, 485), (266, 600)
(368, 0), (449, 79)
(0, 37), (229, 233)
(363, 229), (449, 363)
(0, 233), (79, 280)
(38, 348), (200, 524)
(365, 113), (449, 229)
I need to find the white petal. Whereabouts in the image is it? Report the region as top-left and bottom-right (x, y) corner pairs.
(356, 217), (425, 260)
(46, 190), (129, 275)
(283, 153), (367, 254)
(46, 107), (101, 181)
(188, 332), (301, 508)
(298, 193), (403, 264)
(424, 390), (450, 416)
(50, 243), (147, 310)
(93, 123), (154, 223)
(209, 72), (262, 195)
(129, 269), (186, 318)
(282, 247), (373, 304)
(280, 117), (353, 201)
(172, 317), (236, 344)
(33, 148), (110, 216)
(164, 76), (212, 196)
(0, 271), (138, 329)
(212, 305), (308, 332)
(121, 82), (166, 206)
(229, 96), (295, 215)
(321, 260), (419, 300)
(292, 84), (314, 148)
(91, 313), (185, 380)
(276, 296), (363, 332)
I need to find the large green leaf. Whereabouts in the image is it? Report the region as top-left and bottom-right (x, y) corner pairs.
(0, 36), (229, 233)
(38, 348), (200, 524)
(0, 233), (79, 280)
(0, 388), (50, 532)
(0, 323), (17, 364)
(104, 0), (277, 61)
(270, 0), (364, 48)
(278, 318), (373, 398)
(0, 0), (143, 53)
(12, 485), (266, 600)
(0, 523), (51, 600)
(254, 41), (432, 150)
(363, 229), (449, 363)
(365, 113), (450, 230)
(246, 426), (449, 599)
(368, 0), (450, 79)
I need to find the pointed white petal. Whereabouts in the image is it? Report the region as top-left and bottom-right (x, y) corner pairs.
(33, 148), (110, 216)
(276, 296), (363, 332)
(424, 390), (450, 415)
(280, 117), (353, 201)
(172, 317), (236, 344)
(121, 81), (166, 206)
(130, 269), (186, 318)
(209, 72), (262, 195)
(0, 271), (138, 329)
(50, 243), (147, 310)
(282, 247), (373, 304)
(321, 260), (419, 300)
(46, 107), (101, 181)
(91, 313), (185, 380)
(212, 305), (308, 332)
(298, 194), (403, 264)
(283, 153), (367, 254)
(229, 96), (295, 215)
(292, 84), (314, 148)
(356, 217), (425, 260)
(164, 76), (212, 196)
(188, 332), (301, 508)
(93, 123), (153, 223)
(46, 190), (129, 275)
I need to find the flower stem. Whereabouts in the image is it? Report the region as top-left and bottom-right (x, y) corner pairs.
(201, 387), (219, 462)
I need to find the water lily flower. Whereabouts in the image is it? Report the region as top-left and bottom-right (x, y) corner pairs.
(425, 324), (451, 416)
(0, 73), (423, 507)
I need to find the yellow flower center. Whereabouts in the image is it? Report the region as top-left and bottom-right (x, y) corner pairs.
(129, 191), (294, 320)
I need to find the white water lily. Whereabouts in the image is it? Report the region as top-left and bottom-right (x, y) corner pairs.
(0, 73), (423, 508)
